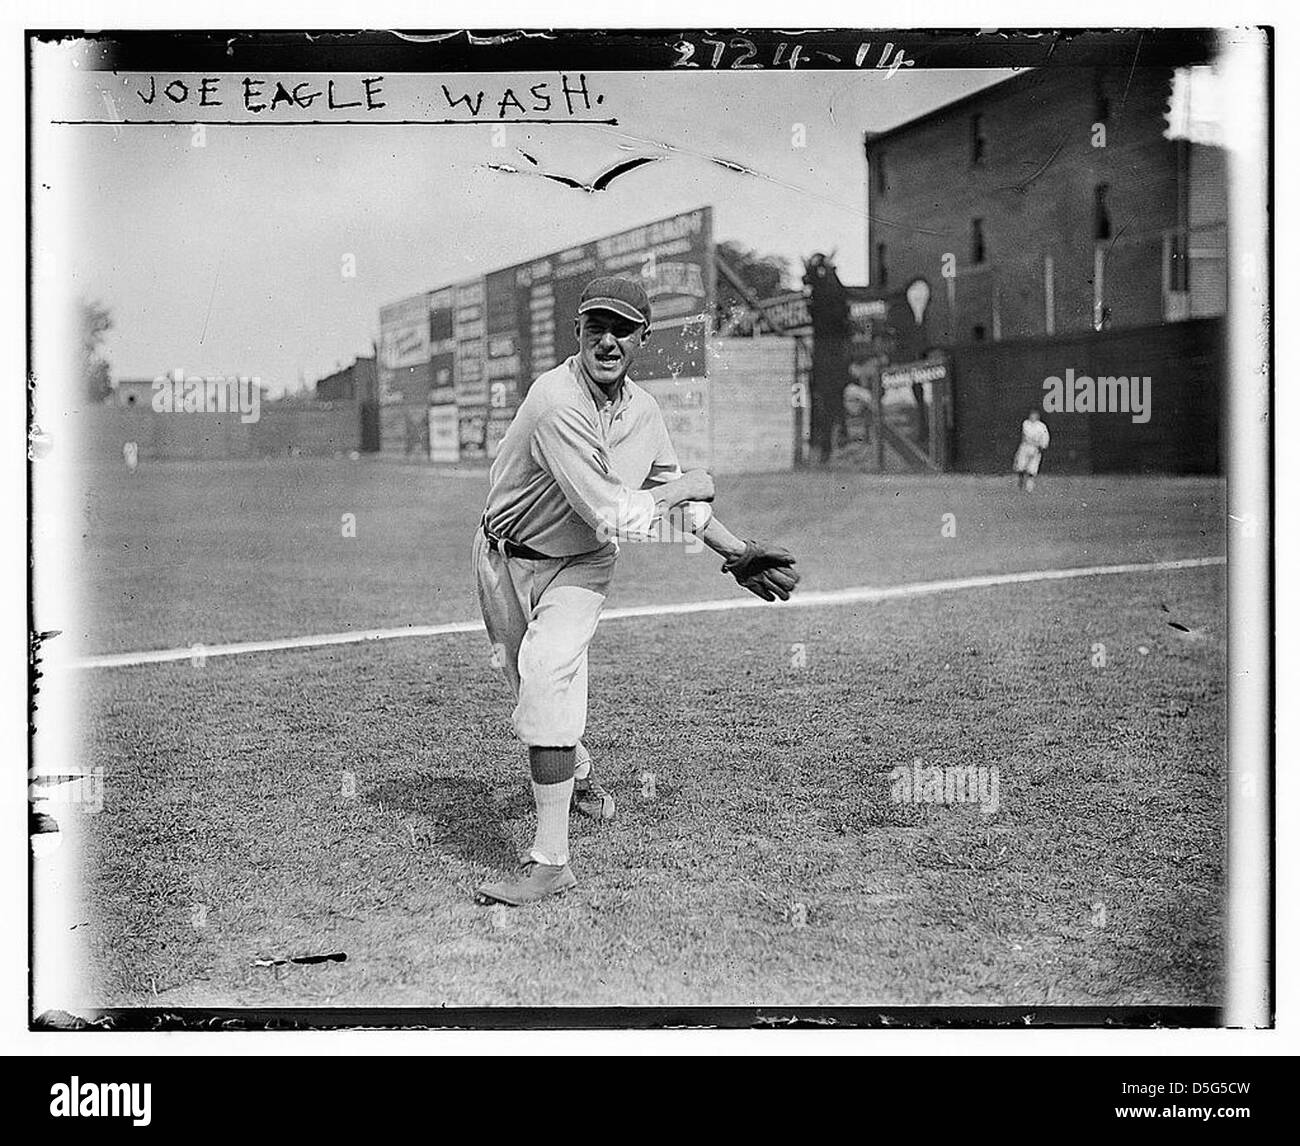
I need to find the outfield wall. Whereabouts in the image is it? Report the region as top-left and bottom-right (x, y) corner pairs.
(253, 403), (361, 457)
(66, 402), (361, 462)
(948, 318), (1223, 474)
(377, 401), (430, 459)
(65, 337), (795, 473)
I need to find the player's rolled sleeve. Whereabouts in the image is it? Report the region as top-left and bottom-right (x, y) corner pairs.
(638, 409), (713, 534)
(531, 406), (657, 540)
(640, 413), (682, 489)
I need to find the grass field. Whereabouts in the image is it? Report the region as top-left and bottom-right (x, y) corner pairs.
(51, 458), (1227, 1009)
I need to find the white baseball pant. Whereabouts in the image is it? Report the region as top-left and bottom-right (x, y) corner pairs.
(472, 529), (616, 747)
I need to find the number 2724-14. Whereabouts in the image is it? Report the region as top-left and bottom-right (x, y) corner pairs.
(672, 38), (912, 72)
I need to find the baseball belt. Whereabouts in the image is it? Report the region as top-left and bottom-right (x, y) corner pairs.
(481, 516), (553, 561)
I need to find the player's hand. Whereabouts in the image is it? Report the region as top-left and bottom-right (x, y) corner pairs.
(663, 468), (715, 505)
(722, 540), (800, 602)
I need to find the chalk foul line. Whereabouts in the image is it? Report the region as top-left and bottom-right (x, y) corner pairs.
(59, 555), (1225, 671)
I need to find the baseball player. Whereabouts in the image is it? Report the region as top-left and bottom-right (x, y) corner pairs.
(1012, 408), (1050, 492)
(472, 276), (800, 905)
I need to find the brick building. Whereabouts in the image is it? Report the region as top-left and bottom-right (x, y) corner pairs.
(315, 355), (376, 403)
(861, 64), (1225, 475)
(863, 65), (1227, 345)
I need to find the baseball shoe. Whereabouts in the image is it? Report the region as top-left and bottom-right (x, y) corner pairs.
(475, 860), (577, 906)
(572, 774), (616, 820)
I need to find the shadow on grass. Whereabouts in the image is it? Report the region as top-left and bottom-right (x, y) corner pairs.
(365, 775), (521, 871)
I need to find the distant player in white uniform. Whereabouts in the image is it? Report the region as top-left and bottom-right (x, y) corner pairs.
(1013, 408), (1050, 492)
(472, 276), (800, 906)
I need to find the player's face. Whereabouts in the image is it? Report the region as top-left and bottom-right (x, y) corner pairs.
(575, 311), (646, 387)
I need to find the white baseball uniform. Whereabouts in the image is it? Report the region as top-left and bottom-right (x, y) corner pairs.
(1013, 417), (1050, 476)
(473, 354), (710, 748)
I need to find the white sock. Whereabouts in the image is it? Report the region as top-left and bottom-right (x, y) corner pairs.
(529, 779), (573, 867)
(573, 742), (592, 781)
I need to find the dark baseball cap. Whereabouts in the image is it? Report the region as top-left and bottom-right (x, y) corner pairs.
(578, 276), (651, 329)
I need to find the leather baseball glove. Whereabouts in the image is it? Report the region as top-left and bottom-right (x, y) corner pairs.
(722, 540), (800, 602)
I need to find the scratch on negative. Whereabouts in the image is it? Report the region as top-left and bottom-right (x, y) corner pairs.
(998, 137), (1065, 194)
(385, 29), (558, 46)
(484, 154), (664, 194)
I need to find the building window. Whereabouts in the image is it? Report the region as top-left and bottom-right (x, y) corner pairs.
(1094, 183), (1112, 241)
(970, 113), (987, 165)
(875, 242), (888, 287)
(874, 151), (887, 196)
(1169, 230), (1190, 292)
(970, 218), (986, 265)
(1094, 70), (1110, 123)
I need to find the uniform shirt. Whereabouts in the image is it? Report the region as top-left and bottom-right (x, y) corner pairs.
(483, 355), (709, 557)
(1020, 418), (1050, 451)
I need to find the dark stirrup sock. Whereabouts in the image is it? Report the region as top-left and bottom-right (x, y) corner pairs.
(528, 747), (577, 866)
(529, 745), (576, 785)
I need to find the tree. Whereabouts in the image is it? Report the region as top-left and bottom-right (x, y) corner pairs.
(78, 298), (112, 403)
(713, 241), (791, 333)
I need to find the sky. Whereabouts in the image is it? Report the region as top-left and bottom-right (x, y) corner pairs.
(35, 53), (1016, 396)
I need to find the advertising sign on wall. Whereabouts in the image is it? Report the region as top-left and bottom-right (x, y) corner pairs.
(428, 404), (459, 463)
(378, 292), (432, 404)
(378, 207), (715, 458)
